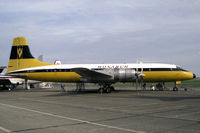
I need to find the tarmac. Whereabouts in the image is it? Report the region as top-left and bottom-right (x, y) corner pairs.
(0, 86), (200, 133)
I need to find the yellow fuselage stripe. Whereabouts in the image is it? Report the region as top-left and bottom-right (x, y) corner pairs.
(18, 71), (193, 82)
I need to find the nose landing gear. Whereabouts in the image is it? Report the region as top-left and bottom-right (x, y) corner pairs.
(173, 82), (179, 91)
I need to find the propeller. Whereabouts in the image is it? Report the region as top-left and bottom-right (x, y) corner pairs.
(135, 61), (145, 90)
(135, 68), (139, 91)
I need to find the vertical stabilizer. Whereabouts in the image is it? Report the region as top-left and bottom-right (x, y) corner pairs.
(7, 37), (52, 73)
(0, 66), (6, 73)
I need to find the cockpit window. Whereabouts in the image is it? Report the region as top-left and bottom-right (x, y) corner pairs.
(180, 68), (188, 71)
(176, 66), (188, 71)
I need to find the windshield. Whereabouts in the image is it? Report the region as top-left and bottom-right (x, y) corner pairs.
(176, 66), (188, 71)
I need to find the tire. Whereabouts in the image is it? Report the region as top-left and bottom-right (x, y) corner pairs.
(98, 88), (104, 93)
(106, 87), (111, 93)
(110, 86), (115, 91)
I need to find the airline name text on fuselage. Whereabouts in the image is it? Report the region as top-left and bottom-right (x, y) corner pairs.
(98, 65), (129, 69)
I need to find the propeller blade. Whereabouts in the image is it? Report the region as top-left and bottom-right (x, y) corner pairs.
(136, 77), (138, 90)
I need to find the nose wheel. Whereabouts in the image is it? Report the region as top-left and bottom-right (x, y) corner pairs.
(173, 87), (178, 91)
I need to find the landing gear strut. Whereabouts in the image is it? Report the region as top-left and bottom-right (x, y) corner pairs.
(24, 79), (30, 90)
(76, 82), (85, 92)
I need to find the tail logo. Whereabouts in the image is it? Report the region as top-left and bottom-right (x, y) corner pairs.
(17, 47), (23, 59)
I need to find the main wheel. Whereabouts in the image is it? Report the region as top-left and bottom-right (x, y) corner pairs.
(98, 87), (104, 93)
(106, 87), (111, 93)
(110, 86), (115, 91)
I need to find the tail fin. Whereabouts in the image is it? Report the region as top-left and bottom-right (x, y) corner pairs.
(0, 68), (3, 73)
(0, 66), (6, 73)
(7, 37), (52, 73)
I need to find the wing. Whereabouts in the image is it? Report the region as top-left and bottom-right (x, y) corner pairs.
(71, 68), (112, 82)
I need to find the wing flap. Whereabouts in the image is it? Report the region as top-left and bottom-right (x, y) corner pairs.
(72, 68), (112, 81)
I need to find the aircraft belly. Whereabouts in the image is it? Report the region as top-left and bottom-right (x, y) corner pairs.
(25, 72), (81, 82)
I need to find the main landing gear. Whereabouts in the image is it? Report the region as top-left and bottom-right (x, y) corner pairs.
(76, 82), (85, 92)
(98, 84), (115, 93)
(150, 82), (167, 91)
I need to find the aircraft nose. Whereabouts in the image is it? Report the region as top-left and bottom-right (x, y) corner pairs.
(193, 73), (196, 79)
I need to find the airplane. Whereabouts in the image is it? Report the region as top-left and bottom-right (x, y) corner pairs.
(0, 67), (41, 91)
(0, 66), (6, 73)
(0, 75), (24, 90)
(5, 37), (196, 93)
(0, 66), (24, 90)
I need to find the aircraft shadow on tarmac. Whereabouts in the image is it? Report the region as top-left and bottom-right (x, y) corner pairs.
(1, 88), (200, 102)
(39, 89), (200, 102)
(41, 89), (146, 97)
(43, 89), (115, 97)
(135, 95), (200, 102)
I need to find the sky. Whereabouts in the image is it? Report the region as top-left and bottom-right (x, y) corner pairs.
(0, 0), (200, 76)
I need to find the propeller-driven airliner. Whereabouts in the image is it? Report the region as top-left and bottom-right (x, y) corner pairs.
(6, 37), (196, 92)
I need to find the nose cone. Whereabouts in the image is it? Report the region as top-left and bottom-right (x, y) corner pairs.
(193, 73), (196, 79)
(182, 72), (195, 80)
